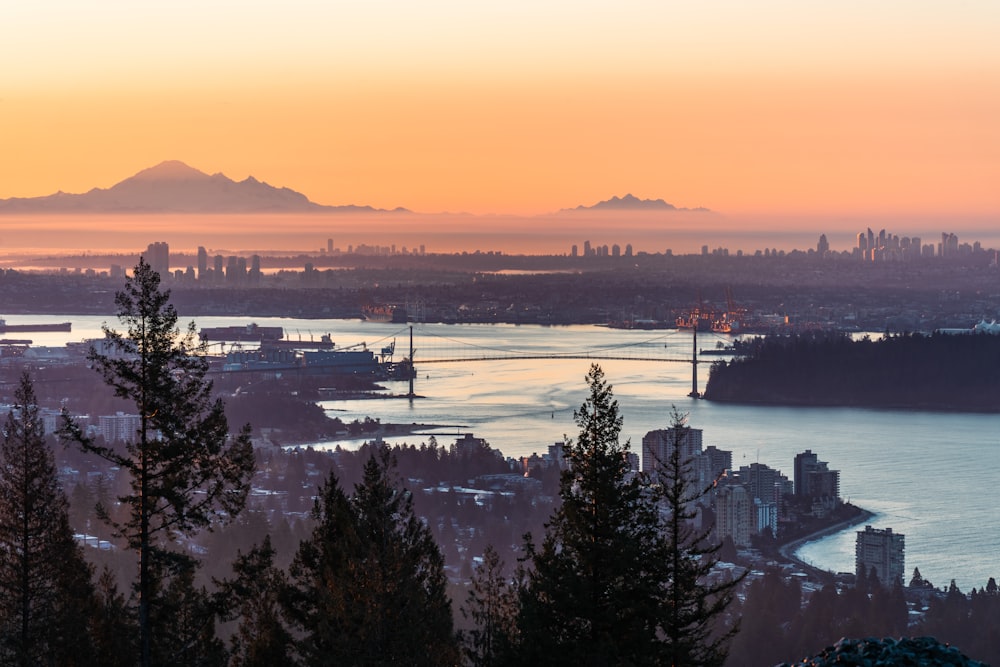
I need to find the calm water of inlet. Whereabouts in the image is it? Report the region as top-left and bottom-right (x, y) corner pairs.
(19, 313), (999, 592)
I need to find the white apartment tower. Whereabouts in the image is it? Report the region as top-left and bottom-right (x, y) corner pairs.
(856, 525), (905, 588)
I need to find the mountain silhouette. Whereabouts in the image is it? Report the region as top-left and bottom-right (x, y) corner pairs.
(563, 194), (710, 213)
(0, 161), (408, 214)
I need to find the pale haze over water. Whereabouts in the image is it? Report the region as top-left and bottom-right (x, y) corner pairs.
(0, 213), (996, 261)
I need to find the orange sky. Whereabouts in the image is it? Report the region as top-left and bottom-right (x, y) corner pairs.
(1, 2), (998, 224)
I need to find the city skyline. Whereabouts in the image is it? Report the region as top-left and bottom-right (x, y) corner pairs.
(0, 158), (996, 259)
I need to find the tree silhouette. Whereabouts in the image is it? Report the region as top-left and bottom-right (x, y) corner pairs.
(459, 544), (520, 667)
(655, 409), (743, 667)
(286, 447), (459, 666)
(0, 373), (97, 665)
(513, 364), (664, 665)
(61, 259), (255, 667)
(217, 536), (295, 667)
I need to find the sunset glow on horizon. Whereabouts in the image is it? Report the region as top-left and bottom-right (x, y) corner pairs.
(2, 2), (997, 227)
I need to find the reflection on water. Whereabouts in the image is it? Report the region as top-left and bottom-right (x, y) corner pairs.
(24, 315), (1000, 592)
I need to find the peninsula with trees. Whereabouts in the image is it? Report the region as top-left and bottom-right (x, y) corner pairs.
(704, 331), (1000, 411)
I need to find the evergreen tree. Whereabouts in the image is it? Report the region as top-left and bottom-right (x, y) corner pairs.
(217, 536), (296, 667)
(286, 447), (459, 666)
(655, 409), (743, 667)
(90, 568), (136, 667)
(909, 567), (929, 588)
(284, 469), (358, 665)
(513, 364), (664, 666)
(60, 259), (256, 667)
(0, 373), (97, 666)
(147, 559), (226, 667)
(727, 569), (799, 667)
(459, 545), (519, 667)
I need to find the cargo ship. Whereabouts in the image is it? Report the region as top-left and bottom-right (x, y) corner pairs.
(199, 323), (284, 342)
(0, 318), (71, 333)
(361, 304), (407, 323)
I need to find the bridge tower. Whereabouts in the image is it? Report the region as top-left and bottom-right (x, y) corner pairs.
(688, 321), (700, 398)
(407, 325), (416, 399)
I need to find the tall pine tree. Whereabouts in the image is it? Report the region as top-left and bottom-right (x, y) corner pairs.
(0, 373), (97, 666)
(217, 535), (296, 667)
(655, 409), (743, 667)
(459, 544), (519, 667)
(513, 364), (664, 666)
(286, 447), (459, 666)
(61, 259), (255, 667)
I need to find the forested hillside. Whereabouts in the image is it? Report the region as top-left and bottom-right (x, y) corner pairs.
(704, 332), (1000, 411)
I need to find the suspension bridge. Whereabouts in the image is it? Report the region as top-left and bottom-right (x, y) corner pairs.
(361, 324), (737, 399)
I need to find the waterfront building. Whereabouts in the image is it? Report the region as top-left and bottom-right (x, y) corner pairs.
(856, 525), (905, 588)
(809, 468), (840, 500)
(794, 449), (840, 501)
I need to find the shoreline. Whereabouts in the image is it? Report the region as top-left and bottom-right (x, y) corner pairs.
(276, 422), (470, 450)
(776, 506), (876, 583)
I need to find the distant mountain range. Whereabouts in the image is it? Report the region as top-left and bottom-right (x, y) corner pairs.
(562, 194), (710, 213)
(0, 161), (410, 214)
(0, 162), (706, 216)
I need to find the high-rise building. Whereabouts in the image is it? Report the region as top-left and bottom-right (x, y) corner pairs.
(794, 450), (818, 496)
(810, 468), (840, 499)
(197, 246), (208, 279)
(716, 484), (751, 547)
(940, 232), (959, 258)
(702, 445), (732, 481)
(856, 525), (905, 587)
(98, 412), (142, 444)
(738, 462), (783, 506)
(817, 234), (830, 256)
(249, 255), (261, 284)
(794, 449), (839, 500)
(143, 242), (169, 277)
(642, 426), (703, 474)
